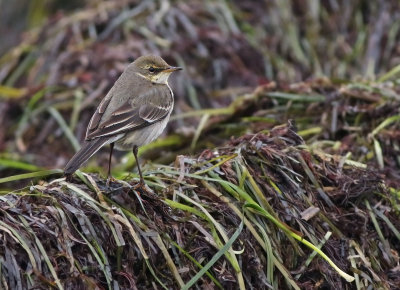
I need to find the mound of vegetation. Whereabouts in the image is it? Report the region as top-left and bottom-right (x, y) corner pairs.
(1, 120), (398, 289)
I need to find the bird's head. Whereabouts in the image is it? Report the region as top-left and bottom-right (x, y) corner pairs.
(131, 55), (182, 84)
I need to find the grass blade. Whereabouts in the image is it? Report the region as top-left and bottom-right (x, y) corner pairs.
(0, 169), (63, 184)
(182, 218), (244, 290)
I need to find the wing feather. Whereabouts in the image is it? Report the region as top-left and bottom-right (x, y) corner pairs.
(86, 97), (111, 134)
(85, 86), (172, 140)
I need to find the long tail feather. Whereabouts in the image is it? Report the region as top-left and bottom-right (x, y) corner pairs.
(64, 137), (109, 175)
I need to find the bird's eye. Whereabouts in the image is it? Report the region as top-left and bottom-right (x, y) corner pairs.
(149, 67), (155, 73)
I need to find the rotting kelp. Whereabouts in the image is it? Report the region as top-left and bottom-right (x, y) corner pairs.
(0, 122), (398, 289)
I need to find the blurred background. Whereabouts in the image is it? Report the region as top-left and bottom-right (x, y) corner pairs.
(0, 0), (399, 184)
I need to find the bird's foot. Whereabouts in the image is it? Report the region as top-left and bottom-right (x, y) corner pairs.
(65, 173), (73, 183)
(132, 181), (146, 194)
(131, 179), (155, 197)
(106, 176), (117, 187)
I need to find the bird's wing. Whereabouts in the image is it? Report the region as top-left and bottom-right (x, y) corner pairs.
(85, 87), (172, 140)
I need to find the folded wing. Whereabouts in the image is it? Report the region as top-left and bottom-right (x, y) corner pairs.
(86, 100), (170, 140)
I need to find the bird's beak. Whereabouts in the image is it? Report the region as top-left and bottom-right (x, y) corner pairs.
(163, 66), (183, 73)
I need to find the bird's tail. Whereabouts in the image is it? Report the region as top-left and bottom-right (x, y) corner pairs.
(64, 137), (109, 175)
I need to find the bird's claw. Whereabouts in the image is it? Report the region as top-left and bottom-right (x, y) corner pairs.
(65, 173), (73, 183)
(106, 176), (116, 187)
(132, 181), (145, 193)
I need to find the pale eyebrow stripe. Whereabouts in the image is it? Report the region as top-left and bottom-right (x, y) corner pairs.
(135, 72), (147, 79)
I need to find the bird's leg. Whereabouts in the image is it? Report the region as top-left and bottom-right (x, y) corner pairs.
(132, 145), (145, 187)
(106, 142), (115, 186)
(131, 145), (155, 202)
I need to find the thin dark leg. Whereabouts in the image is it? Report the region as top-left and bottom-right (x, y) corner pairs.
(106, 143), (114, 186)
(133, 145), (144, 185)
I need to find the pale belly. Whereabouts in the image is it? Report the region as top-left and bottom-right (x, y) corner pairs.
(114, 113), (171, 151)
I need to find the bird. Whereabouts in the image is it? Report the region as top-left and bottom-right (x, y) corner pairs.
(64, 55), (182, 186)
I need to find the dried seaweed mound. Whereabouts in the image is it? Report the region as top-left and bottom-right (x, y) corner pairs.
(0, 123), (398, 289)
